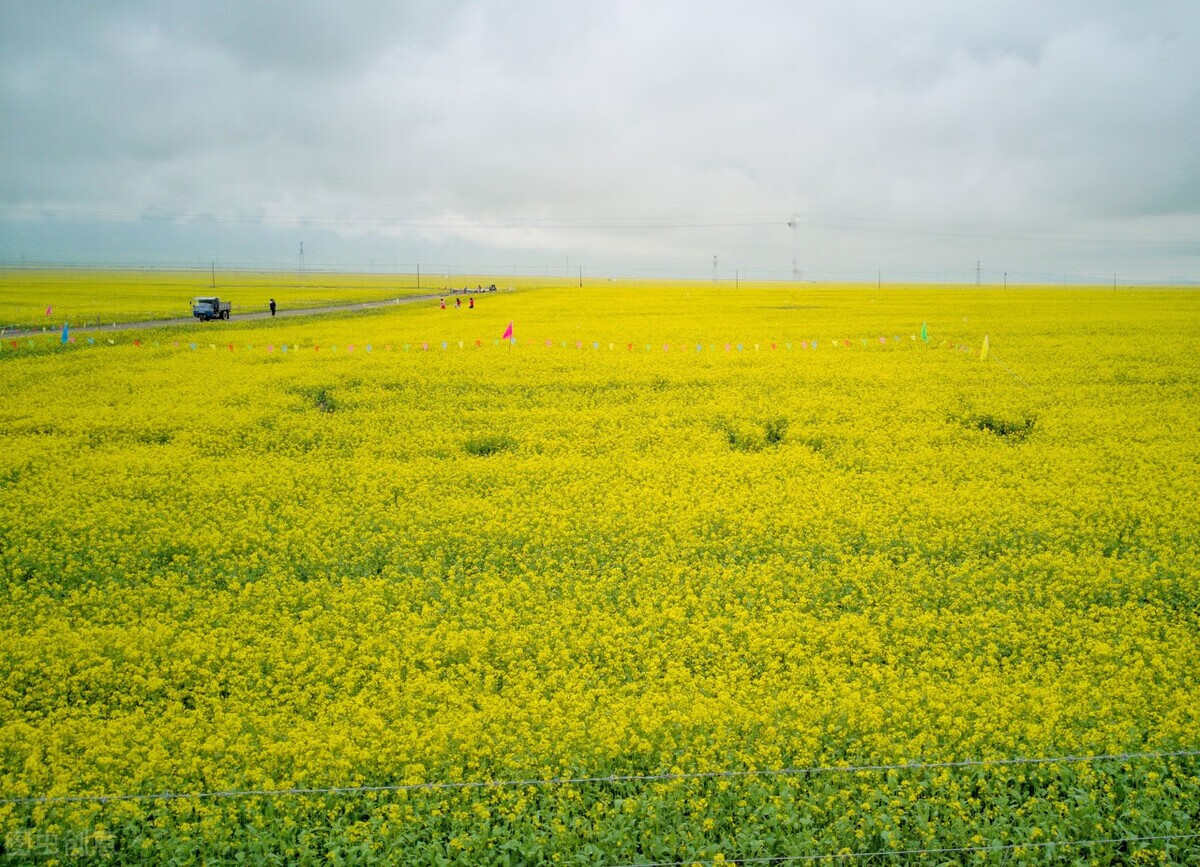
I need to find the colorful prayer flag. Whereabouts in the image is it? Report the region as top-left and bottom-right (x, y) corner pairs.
(60, 322), (69, 344)
(502, 321), (513, 340)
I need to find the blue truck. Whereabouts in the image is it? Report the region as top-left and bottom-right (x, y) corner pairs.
(192, 297), (231, 321)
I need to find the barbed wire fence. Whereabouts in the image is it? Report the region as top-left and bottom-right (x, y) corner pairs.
(608, 833), (1200, 867)
(5, 748), (1197, 807)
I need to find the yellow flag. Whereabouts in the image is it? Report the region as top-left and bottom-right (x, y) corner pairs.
(980, 334), (989, 362)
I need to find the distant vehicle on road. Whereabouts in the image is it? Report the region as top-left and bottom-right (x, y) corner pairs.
(192, 297), (231, 321)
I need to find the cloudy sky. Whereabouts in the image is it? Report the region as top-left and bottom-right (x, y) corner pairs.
(2, 1), (1198, 282)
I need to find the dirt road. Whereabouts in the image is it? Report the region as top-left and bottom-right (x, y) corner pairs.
(2, 294), (445, 338)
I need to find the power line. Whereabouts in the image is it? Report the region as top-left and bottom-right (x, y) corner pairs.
(2, 205), (1197, 245)
(4, 749), (1196, 808)
(0, 206), (781, 232)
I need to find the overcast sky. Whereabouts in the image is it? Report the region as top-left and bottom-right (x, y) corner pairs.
(2, 1), (1198, 282)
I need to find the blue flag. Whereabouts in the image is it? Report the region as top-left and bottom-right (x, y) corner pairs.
(61, 322), (69, 344)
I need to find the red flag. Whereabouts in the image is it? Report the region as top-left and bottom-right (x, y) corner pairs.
(502, 321), (513, 340)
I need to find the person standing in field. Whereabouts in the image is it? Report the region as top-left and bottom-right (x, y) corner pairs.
(269, 298), (276, 316)
(468, 297), (474, 309)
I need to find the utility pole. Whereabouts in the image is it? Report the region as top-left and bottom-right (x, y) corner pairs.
(578, 265), (583, 288)
(787, 215), (799, 280)
(976, 260), (981, 286)
(416, 263), (421, 290)
(299, 242), (305, 275)
(210, 260), (216, 290)
(712, 255), (718, 284)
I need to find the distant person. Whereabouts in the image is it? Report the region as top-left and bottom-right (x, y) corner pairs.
(440, 298), (446, 309)
(468, 297), (474, 309)
(455, 298), (461, 308)
(269, 298), (276, 316)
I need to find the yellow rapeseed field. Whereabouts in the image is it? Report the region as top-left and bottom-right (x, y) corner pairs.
(0, 275), (1198, 863)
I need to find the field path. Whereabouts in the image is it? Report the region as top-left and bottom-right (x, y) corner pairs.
(2, 293), (447, 337)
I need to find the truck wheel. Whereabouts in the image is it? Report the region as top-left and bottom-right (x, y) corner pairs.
(222, 310), (230, 320)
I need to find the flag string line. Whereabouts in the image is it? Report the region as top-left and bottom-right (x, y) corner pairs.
(986, 349), (1032, 387)
(5, 332), (993, 359)
(4, 748), (1197, 807)
(607, 832), (1200, 867)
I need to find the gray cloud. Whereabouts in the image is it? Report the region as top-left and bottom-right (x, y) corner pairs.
(2, 0), (1198, 280)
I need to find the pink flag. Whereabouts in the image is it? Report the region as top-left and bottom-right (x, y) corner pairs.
(45, 305), (52, 316)
(502, 321), (513, 340)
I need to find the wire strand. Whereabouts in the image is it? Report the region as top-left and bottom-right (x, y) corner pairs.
(607, 833), (1200, 867)
(4, 749), (1196, 807)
